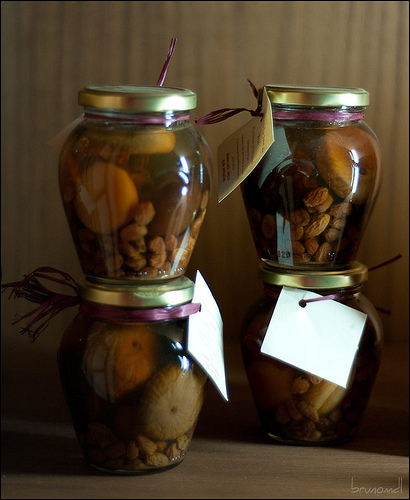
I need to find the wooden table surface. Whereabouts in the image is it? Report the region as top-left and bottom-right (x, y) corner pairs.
(1, 338), (408, 499)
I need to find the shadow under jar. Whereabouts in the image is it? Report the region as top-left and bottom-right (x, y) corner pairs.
(59, 86), (212, 283)
(241, 85), (382, 270)
(57, 277), (207, 474)
(241, 262), (383, 445)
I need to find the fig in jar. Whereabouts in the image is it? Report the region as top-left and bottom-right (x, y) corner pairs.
(57, 279), (208, 474)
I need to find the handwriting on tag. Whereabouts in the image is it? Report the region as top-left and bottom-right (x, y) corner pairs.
(217, 87), (274, 203)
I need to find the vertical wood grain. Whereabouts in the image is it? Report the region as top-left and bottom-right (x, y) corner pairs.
(1, 1), (408, 355)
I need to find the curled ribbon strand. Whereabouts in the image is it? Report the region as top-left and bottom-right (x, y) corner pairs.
(195, 79), (262, 125)
(298, 254), (402, 311)
(156, 38), (178, 86)
(298, 293), (355, 308)
(2, 267), (200, 342)
(368, 253), (402, 272)
(2, 267), (80, 342)
(263, 254), (402, 314)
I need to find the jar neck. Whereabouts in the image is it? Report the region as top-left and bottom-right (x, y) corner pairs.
(83, 107), (191, 126)
(271, 105), (366, 123)
(263, 283), (363, 303)
(79, 300), (201, 323)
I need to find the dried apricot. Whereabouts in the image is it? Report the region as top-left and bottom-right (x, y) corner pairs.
(74, 162), (139, 234)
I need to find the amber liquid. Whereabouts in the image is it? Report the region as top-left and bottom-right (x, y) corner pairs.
(241, 120), (381, 269)
(241, 293), (382, 445)
(59, 121), (211, 282)
(58, 315), (207, 473)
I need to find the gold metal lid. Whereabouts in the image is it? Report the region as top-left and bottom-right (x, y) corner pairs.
(78, 85), (197, 112)
(259, 262), (368, 290)
(264, 85), (369, 107)
(78, 276), (194, 309)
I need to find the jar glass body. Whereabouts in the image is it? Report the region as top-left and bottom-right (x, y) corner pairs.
(241, 105), (382, 270)
(241, 284), (383, 445)
(58, 309), (207, 474)
(59, 111), (212, 283)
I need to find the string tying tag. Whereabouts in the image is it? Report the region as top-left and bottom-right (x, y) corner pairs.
(262, 254), (402, 312)
(298, 292), (357, 308)
(2, 267), (201, 342)
(195, 79), (263, 125)
(297, 254), (402, 309)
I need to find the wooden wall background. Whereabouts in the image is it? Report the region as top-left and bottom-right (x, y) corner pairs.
(1, 1), (408, 368)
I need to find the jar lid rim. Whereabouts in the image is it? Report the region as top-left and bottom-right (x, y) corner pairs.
(78, 276), (194, 308)
(78, 85), (197, 112)
(263, 85), (369, 107)
(259, 261), (368, 289)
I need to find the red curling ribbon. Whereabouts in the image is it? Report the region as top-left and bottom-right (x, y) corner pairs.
(156, 38), (178, 86)
(299, 254), (401, 308)
(195, 79), (368, 125)
(195, 79), (263, 125)
(79, 301), (201, 323)
(298, 292), (357, 308)
(272, 111), (365, 122)
(262, 254), (403, 311)
(2, 267), (201, 342)
(264, 286), (357, 307)
(368, 253), (402, 272)
(297, 254), (402, 309)
(1, 267), (80, 342)
(83, 112), (190, 124)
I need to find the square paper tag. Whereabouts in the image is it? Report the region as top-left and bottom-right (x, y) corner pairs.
(187, 271), (229, 401)
(260, 287), (367, 387)
(217, 87), (274, 203)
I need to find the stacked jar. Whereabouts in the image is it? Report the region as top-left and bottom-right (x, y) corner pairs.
(57, 86), (213, 472)
(240, 85), (383, 444)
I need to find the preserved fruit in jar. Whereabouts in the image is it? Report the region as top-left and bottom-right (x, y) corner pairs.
(57, 278), (207, 474)
(241, 86), (382, 270)
(241, 263), (383, 445)
(59, 86), (212, 283)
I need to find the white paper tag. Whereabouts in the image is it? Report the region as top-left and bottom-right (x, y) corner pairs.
(187, 271), (229, 401)
(260, 287), (367, 388)
(217, 87), (274, 203)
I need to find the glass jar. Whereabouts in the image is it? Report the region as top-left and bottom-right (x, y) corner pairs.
(241, 262), (383, 445)
(59, 86), (212, 283)
(57, 277), (207, 474)
(241, 86), (382, 270)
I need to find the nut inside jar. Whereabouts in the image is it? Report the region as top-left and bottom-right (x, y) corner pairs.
(242, 315), (381, 444)
(59, 122), (211, 281)
(241, 121), (381, 268)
